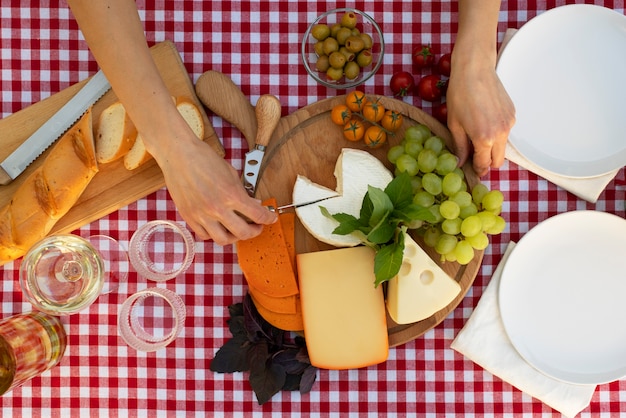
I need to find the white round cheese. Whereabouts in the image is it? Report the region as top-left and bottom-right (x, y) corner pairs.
(293, 148), (393, 247)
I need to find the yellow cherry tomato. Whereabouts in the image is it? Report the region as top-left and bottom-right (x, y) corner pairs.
(362, 100), (385, 123)
(381, 110), (404, 132)
(364, 125), (387, 148)
(330, 104), (352, 126)
(343, 118), (365, 142)
(345, 90), (368, 112)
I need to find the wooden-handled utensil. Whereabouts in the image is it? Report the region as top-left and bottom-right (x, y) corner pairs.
(195, 70), (258, 150)
(243, 95), (281, 196)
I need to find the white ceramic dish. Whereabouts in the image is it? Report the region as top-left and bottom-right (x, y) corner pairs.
(499, 210), (626, 384)
(496, 4), (626, 178)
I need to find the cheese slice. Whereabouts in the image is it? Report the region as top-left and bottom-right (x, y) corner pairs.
(297, 246), (389, 369)
(386, 232), (461, 324)
(294, 148), (393, 247)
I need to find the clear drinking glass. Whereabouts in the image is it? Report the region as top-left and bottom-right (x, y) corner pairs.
(0, 311), (67, 395)
(19, 234), (128, 315)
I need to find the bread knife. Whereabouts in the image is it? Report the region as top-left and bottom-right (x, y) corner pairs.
(243, 95), (281, 196)
(0, 70), (111, 185)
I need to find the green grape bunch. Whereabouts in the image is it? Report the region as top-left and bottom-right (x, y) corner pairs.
(387, 124), (507, 265)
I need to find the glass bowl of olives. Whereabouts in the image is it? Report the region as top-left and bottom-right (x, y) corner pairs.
(302, 8), (384, 89)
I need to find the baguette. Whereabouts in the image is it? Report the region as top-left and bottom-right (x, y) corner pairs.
(124, 97), (205, 170)
(95, 101), (138, 164)
(0, 109), (99, 263)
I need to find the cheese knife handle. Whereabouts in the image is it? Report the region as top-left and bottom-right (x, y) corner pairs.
(254, 95), (281, 149)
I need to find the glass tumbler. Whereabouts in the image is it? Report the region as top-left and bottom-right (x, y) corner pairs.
(0, 311), (67, 395)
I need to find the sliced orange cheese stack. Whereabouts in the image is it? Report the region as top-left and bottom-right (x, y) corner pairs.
(297, 246), (389, 370)
(236, 201), (303, 331)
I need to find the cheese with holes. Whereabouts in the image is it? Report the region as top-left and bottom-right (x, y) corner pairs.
(386, 232), (461, 324)
(297, 246), (388, 369)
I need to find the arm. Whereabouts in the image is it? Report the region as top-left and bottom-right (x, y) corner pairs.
(67, 0), (276, 245)
(447, 0), (515, 176)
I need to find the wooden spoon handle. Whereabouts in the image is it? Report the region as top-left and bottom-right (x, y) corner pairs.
(254, 95), (281, 148)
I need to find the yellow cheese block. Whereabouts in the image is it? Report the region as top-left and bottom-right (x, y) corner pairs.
(386, 232), (461, 324)
(297, 246), (389, 370)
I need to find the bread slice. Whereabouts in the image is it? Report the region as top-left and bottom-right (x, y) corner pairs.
(124, 97), (205, 170)
(95, 101), (138, 163)
(0, 108), (99, 262)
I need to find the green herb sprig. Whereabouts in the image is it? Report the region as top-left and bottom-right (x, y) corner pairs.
(321, 172), (435, 286)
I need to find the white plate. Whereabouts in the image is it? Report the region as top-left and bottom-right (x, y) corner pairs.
(499, 211), (626, 384)
(496, 5), (626, 178)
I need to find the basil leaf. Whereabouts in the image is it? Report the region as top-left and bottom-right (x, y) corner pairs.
(367, 185), (393, 227)
(373, 231), (405, 286)
(384, 172), (414, 209)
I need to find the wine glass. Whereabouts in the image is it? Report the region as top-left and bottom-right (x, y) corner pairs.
(18, 234), (129, 315)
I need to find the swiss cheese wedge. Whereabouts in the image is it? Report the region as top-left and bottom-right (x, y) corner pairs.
(297, 246), (389, 370)
(386, 231), (461, 324)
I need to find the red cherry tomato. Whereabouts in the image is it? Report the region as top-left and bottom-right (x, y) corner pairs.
(416, 75), (446, 102)
(412, 44), (435, 70)
(436, 53), (452, 77)
(432, 102), (448, 125)
(389, 71), (415, 97)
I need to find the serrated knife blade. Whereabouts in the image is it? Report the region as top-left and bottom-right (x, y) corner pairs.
(0, 70), (111, 185)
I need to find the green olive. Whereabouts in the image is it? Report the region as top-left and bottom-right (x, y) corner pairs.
(340, 12), (358, 29)
(315, 55), (330, 72)
(330, 23), (342, 38)
(356, 49), (373, 67)
(359, 33), (373, 50)
(339, 47), (355, 62)
(326, 67), (344, 81)
(351, 28), (361, 36)
(311, 24), (330, 41)
(335, 27), (352, 46)
(314, 41), (325, 56)
(344, 61), (361, 80)
(322, 37), (339, 55)
(345, 36), (365, 53)
(328, 51), (346, 69)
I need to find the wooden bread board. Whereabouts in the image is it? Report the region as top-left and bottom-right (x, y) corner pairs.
(0, 41), (223, 243)
(255, 95), (483, 347)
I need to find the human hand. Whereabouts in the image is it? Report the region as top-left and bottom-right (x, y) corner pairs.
(446, 61), (515, 177)
(158, 138), (277, 246)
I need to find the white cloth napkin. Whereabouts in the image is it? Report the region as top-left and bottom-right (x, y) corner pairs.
(499, 29), (620, 203)
(451, 242), (596, 417)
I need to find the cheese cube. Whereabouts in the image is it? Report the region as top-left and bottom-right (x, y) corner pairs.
(386, 233), (461, 324)
(297, 246), (389, 370)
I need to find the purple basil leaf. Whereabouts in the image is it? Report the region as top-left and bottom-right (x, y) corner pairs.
(210, 334), (251, 373)
(249, 361), (286, 405)
(281, 373), (302, 391)
(273, 349), (309, 374)
(227, 316), (246, 339)
(299, 365), (318, 394)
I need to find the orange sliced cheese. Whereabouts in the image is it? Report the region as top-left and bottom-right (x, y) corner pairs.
(248, 284), (297, 314)
(297, 246), (389, 370)
(250, 293), (304, 332)
(236, 198), (299, 298)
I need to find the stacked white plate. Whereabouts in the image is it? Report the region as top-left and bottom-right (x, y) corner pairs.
(496, 4), (626, 178)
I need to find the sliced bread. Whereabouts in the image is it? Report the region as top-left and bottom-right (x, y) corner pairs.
(95, 101), (138, 164)
(124, 97), (205, 170)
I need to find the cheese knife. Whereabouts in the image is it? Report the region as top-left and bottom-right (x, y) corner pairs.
(242, 94), (281, 196)
(0, 70), (111, 185)
(241, 196), (339, 223)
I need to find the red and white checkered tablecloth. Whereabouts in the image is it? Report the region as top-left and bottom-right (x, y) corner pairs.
(2, 0), (626, 416)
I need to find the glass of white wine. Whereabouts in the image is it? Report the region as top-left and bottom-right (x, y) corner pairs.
(19, 234), (129, 315)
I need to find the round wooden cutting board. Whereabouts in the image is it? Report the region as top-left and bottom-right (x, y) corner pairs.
(255, 95), (483, 347)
